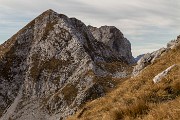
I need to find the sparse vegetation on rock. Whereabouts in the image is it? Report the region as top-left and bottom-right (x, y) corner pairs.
(0, 9), (134, 120)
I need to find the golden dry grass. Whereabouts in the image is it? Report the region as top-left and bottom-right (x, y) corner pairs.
(67, 43), (180, 120)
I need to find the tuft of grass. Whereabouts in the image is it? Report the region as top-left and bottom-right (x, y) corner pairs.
(61, 84), (78, 105)
(143, 97), (180, 120)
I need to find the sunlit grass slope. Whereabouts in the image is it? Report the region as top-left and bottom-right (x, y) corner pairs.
(68, 43), (180, 120)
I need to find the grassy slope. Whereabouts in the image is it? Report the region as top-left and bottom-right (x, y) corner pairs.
(68, 43), (180, 120)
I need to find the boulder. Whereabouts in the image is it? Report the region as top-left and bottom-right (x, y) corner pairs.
(153, 64), (178, 83)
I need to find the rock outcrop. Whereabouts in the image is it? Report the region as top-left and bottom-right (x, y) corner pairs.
(134, 54), (145, 62)
(88, 25), (135, 64)
(132, 35), (180, 77)
(153, 64), (178, 83)
(167, 35), (180, 49)
(132, 48), (167, 76)
(0, 9), (134, 120)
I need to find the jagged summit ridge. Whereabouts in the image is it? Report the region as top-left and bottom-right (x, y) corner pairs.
(0, 9), (134, 120)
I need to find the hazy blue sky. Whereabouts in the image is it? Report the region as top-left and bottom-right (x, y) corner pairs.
(0, 0), (180, 56)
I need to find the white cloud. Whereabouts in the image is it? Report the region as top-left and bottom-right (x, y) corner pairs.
(0, 0), (180, 56)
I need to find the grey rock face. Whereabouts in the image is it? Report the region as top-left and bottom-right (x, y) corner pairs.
(132, 48), (167, 76)
(134, 54), (145, 62)
(167, 35), (180, 49)
(132, 35), (180, 77)
(88, 25), (135, 64)
(0, 9), (134, 120)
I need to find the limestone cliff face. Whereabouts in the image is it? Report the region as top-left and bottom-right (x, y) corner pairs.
(88, 25), (135, 64)
(0, 9), (134, 120)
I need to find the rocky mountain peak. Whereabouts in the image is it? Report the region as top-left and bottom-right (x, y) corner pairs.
(0, 9), (134, 120)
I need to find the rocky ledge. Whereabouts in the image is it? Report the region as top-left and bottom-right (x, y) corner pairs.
(132, 35), (180, 77)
